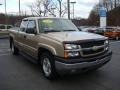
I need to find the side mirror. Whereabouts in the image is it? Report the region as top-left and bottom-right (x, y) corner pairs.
(26, 28), (36, 34)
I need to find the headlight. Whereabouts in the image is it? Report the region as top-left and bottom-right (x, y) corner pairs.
(104, 40), (109, 51)
(64, 44), (79, 50)
(64, 44), (80, 58)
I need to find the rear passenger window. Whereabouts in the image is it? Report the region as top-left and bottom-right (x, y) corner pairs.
(7, 25), (13, 29)
(27, 20), (36, 29)
(20, 20), (28, 32)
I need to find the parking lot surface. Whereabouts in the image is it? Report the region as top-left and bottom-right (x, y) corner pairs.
(0, 39), (120, 90)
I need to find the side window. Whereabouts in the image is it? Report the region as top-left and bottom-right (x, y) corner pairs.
(27, 20), (36, 29)
(26, 20), (36, 34)
(7, 25), (13, 29)
(20, 20), (28, 32)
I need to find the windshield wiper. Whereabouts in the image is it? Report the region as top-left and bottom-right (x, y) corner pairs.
(63, 30), (76, 31)
(44, 30), (60, 33)
(44, 29), (76, 33)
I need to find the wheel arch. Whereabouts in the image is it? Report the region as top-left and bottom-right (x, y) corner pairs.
(37, 46), (56, 63)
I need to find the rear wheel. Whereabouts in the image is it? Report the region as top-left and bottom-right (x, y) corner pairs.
(40, 52), (57, 79)
(11, 41), (19, 55)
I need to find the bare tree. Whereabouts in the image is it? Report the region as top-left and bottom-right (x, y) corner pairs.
(52, 0), (67, 17)
(102, 0), (120, 11)
(43, 0), (49, 16)
(27, 0), (53, 16)
(31, 0), (43, 16)
(27, 0), (67, 17)
(57, 0), (62, 17)
(27, 4), (34, 16)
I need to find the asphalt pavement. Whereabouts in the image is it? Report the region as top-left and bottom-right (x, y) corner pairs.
(0, 39), (120, 90)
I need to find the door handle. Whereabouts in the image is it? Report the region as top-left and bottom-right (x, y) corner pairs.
(24, 35), (26, 38)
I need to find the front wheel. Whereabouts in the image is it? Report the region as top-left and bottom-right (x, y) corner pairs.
(40, 52), (57, 79)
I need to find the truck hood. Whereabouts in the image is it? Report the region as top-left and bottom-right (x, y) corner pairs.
(42, 31), (106, 42)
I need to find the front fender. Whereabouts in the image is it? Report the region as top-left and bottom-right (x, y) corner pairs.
(38, 43), (57, 55)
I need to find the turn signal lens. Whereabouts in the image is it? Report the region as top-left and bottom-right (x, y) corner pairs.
(64, 51), (79, 58)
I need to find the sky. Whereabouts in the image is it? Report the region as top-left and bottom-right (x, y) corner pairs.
(0, 0), (99, 18)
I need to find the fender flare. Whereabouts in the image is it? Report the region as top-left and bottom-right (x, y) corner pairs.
(38, 43), (57, 55)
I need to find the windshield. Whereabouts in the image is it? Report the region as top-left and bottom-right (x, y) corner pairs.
(38, 18), (78, 33)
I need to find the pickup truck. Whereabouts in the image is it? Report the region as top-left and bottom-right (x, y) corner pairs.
(0, 24), (13, 38)
(9, 17), (112, 79)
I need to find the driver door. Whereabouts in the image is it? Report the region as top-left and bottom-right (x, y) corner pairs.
(23, 20), (38, 58)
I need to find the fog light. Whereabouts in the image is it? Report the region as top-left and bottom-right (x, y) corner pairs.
(105, 47), (109, 50)
(68, 52), (79, 57)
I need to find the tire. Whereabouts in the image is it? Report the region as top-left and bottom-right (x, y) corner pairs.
(40, 52), (57, 79)
(11, 41), (19, 55)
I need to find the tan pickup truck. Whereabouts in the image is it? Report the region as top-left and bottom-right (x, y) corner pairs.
(9, 17), (112, 79)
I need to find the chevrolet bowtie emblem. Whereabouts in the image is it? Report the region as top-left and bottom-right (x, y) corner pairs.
(92, 46), (99, 51)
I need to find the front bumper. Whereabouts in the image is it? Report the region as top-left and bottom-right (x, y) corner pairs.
(55, 51), (112, 74)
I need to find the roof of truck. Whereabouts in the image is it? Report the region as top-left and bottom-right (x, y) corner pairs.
(23, 17), (66, 20)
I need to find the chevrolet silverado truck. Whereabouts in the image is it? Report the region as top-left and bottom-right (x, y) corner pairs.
(9, 17), (112, 79)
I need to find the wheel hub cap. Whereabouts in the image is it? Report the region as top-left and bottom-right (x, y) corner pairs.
(43, 58), (51, 76)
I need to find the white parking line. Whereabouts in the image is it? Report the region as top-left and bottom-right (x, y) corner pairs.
(0, 53), (10, 57)
(0, 49), (11, 52)
(0, 44), (9, 46)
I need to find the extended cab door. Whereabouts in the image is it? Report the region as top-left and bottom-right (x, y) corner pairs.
(17, 19), (29, 50)
(23, 20), (39, 58)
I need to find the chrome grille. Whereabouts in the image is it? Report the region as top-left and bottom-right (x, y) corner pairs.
(82, 48), (104, 55)
(79, 40), (105, 57)
(80, 40), (105, 48)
